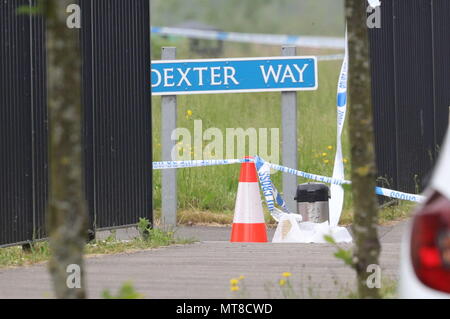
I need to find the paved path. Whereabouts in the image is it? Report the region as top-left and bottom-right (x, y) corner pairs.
(0, 222), (407, 299)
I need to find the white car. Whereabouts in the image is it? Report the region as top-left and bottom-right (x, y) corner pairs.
(399, 129), (450, 298)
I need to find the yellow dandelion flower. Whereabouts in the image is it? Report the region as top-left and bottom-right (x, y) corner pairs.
(230, 286), (240, 292)
(230, 279), (239, 286)
(327, 145), (333, 150)
(279, 279), (286, 286)
(282, 272), (292, 278)
(186, 110), (193, 117)
(323, 159), (329, 164)
(343, 158), (348, 164)
(322, 152), (327, 157)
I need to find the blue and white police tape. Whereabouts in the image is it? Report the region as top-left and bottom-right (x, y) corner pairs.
(254, 156), (291, 218)
(151, 26), (345, 50)
(329, 28), (348, 227)
(375, 187), (425, 203)
(260, 158), (425, 203)
(265, 161), (351, 185)
(152, 158), (249, 170)
(152, 157), (425, 203)
(317, 54), (345, 61)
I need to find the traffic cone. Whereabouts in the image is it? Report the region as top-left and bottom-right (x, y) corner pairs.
(230, 157), (268, 242)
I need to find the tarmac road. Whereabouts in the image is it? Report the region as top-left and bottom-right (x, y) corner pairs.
(0, 222), (407, 299)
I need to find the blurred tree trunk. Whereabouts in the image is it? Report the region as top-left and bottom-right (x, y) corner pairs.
(44, 0), (87, 299)
(345, 0), (381, 298)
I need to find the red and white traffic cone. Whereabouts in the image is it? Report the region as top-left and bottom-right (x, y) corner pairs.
(230, 157), (267, 242)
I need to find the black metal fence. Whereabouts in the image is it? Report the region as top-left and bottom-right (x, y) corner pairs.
(0, 0), (48, 246)
(80, 0), (152, 230)
(1, 0), (151, 247)
(370, 0), (450, 194)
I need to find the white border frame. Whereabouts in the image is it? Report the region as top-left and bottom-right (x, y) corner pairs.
(151, 56), (318, 95)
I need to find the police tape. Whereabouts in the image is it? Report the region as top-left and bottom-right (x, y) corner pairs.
(151, 26), (345, 50)
(265, 162), (352, 185)
(375, 187), (425, 203)
(153, 157), (425, 203)
(263, 159), (425, 203)
(317, 54), (345, 61)
(254, 156), (291, 217)
(152, 158), (249, 169)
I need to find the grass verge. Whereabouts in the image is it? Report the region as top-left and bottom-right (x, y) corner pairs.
(154, 209), (278, 227)
(154, 199), (415, 228)
(0, 228), (195, 269)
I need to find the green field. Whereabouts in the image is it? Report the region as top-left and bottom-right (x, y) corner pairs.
(151, 38), (415, 225)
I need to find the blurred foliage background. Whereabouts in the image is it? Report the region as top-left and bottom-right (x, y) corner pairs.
(151, 0), (345, 36)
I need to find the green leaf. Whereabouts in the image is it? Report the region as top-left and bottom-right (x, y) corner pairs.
(323, 234), (336, 244)
(334, 248), (353, 267)
(102, 282), (144, 299)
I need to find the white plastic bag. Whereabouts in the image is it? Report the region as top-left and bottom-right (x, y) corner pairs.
(272, 212), (352, 243)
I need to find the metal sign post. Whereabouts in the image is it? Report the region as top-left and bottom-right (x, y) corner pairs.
(281, 46), (298, 212)
(161, 47), (177, 227)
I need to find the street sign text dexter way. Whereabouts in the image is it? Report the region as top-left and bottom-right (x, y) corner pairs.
(151, 56), (318, 95)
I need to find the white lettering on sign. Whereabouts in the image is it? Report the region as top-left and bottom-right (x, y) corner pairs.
(260, 65), (283, 83)
(177, 68), (192, 86)
(210, 67), (222, 85)
(280, 65), (296, 83)
(153, 66), (240, 88)
(293, 64), (309, 82)
(164, 68), (175, 87)
(224, 66), (239, 85)
(194, 67), (208, 86)
(259, 64), (309, 84)
(151, 69), (162, 87)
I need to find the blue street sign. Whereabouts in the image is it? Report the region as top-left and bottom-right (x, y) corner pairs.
(151, 56), (318, 95)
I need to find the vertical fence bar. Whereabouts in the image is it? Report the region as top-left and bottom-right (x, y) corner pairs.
(80, 0), (152, 230)
(392, 0), (435, 193)
(369, 0), (398, 198)
(281, 46), (298, 212)
(0, 0), (47, 247)
(161, 47), (177, 227)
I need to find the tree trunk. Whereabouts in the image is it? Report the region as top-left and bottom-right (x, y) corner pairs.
(345, 0), (381, 298)
(44, 0), (87, 299)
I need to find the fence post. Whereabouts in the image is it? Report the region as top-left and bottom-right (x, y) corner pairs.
(161, 47), (177, 227)
(281, 46), (298, 212)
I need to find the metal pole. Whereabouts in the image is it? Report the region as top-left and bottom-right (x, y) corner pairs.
(281, 46), (298, 212)
(161, 47), (177, 227)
